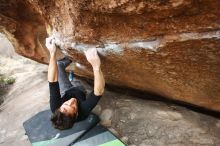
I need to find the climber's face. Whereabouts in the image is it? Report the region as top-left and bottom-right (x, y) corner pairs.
(60, 98), (78, 117)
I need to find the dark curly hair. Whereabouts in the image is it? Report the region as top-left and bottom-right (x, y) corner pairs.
(51, 109), (77, 130)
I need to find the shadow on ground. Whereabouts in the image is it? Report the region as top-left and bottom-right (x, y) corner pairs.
(81, 78), (220, 146)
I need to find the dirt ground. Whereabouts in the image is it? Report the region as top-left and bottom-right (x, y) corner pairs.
(0, 37), (220, 146)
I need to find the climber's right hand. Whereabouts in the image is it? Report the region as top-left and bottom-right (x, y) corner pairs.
(45, 36), (57, 55)
(84, 48), (101, 71)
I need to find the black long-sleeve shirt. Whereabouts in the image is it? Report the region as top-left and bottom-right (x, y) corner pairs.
(49, 82), (102, 121)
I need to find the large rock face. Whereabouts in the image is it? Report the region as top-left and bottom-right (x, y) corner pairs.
(0, 0), (220, 111)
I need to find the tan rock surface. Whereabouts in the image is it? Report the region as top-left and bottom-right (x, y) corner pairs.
(0, 0), (220, 111)
(0, 38), (220, 146)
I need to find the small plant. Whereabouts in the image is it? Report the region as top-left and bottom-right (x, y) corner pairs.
(0, 74), (15, 105)
(0, 75), (15, 85)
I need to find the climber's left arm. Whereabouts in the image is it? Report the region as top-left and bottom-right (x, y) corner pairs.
(46, 36), (62, 113)
(46, 37), (58, 82)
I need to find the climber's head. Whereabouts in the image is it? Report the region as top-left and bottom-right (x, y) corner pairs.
(51, 98), (78, 130)
(60, 98), (78, 116)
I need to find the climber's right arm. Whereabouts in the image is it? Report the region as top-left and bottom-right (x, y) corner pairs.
(84, 48), (105, 96)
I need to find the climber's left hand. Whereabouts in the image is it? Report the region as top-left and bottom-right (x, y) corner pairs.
(46, 36), (57, 55)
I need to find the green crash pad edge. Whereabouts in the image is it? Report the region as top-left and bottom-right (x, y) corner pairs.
(32, 139), (57, 146)
(98, 139), (125, 146)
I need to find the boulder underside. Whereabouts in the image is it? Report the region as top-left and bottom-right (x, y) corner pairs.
(0, 0), (220, 111)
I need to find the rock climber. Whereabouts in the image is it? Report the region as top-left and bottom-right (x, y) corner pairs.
(45, 36), (105, 130)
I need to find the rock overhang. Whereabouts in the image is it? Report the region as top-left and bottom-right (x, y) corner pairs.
(0, 0), (220, 111)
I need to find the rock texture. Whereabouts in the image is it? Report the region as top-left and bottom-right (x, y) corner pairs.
(0, 0), (220, 111)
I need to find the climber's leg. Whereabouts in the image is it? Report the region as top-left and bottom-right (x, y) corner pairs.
(57, 57), (73, 97)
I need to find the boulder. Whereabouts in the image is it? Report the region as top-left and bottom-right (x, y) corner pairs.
(0, 0), (220, 111)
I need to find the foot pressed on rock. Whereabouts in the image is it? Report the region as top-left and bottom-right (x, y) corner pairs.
(57, 56), (72, 67)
